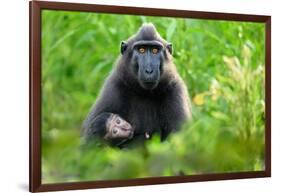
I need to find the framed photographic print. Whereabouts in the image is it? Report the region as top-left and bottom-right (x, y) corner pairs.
(29, 0), (271, 192)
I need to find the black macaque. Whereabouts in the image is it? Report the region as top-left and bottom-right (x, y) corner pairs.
(83, 23), (192, 147)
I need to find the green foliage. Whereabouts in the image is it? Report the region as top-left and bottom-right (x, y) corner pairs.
(41, 10), (265, 183)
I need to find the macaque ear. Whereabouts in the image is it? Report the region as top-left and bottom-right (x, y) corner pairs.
(166, 43), (173, 55)
(121, 41), (128, 54)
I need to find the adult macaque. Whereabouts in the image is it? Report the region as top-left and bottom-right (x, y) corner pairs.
(83, 23), (192, 147)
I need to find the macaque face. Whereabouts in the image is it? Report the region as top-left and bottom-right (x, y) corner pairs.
(104, 114), (134, 139)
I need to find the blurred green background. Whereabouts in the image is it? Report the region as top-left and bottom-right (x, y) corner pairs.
(41, 10), (265, 183)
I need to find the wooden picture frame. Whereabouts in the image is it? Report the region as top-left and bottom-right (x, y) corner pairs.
(30, 0), (271, 192)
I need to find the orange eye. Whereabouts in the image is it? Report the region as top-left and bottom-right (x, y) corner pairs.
(152, 48), (158, 54)
(139, 47), (145, 53)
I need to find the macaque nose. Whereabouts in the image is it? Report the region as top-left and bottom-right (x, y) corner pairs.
(145, 68), (153, 74)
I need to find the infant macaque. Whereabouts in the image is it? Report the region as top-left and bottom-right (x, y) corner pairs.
(84, 113), (134, 147)
(104, 114), (134, 140)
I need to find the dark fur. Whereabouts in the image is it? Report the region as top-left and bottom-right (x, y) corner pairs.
(83, 23), (192, 146)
